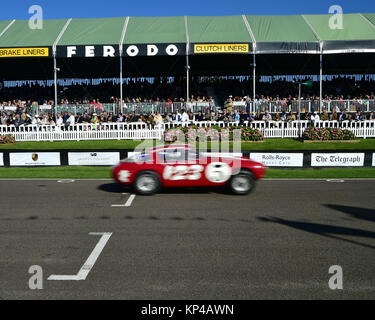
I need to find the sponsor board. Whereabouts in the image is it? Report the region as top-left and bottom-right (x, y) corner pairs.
(194, 43), (250, 54)
(0, 153), (3, 166)
(250, 153), (304, 167)
(56, 43), (185, 58)
(311, 153), (364, 167)
(0, 47), (49, 58)
(373, 153), (375, 166)
(9, 153), (60, 166)
(68, 152), (120, 166)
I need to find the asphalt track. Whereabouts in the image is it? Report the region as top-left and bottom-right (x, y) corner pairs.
(0, 179), (374, 300)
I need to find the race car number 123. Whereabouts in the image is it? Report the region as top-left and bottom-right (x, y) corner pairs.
(163, 165), (204, 180)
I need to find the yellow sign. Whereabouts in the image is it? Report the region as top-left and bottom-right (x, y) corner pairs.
(194, 43), (249, 54)
(0, 47), (49, 58)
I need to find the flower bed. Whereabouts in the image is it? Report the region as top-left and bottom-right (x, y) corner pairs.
(164, 126), (264, 142)
(303, 127), (356, 141)
(0, 134), (16, 145)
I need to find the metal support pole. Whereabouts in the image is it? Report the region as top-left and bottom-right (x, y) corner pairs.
(253, 53), (256, 102)
(299, 84), (301, 113)
(53, 56), (58, 117)
(186, 54), (190, 102)
(319, 52), (323, 113)
(120, 55), (123, 113)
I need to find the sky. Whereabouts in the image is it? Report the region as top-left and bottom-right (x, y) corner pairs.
(0, 0), (374, 20)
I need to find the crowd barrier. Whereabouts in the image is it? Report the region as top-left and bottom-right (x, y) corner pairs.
(2, 100), (375, 116)
(1, 120), (375, 142)
(0, 149), (374, 168)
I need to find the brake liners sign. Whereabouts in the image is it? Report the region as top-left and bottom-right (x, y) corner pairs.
(0, 47), (49, 58)
(194, 44), (249, 54)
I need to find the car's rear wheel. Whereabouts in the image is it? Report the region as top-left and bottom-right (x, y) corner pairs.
(228, 170), (255, 195)
(133, 171), (161, 195)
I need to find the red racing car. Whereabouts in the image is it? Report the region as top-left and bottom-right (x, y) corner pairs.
(112, 144), (266, 195)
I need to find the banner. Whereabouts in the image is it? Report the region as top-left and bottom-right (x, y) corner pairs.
(373, 153), (375, 167)
(9, 152), (60, 166)
(56, 43), (185, 58)
(68, 152), (120, 166)
(0, 153), (3, 166)
(311, 153), (365, 167)
(250, 153), (304, 167)
(194, 43), (250, 54)
(0, 47), (49, 58)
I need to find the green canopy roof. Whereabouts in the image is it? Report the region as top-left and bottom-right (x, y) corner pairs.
(58, 17), (125, 46)
(246, 15), (319, 53)
(125, 16), (186, 44)
(187, 15), (251, 43)
(0, 13), (374, 57)
(0, 19), (68, 47)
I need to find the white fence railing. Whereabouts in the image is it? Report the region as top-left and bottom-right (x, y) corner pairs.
(1, 120), (375, 141)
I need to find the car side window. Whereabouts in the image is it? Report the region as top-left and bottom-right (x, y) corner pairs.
(158, 149), (186, 162)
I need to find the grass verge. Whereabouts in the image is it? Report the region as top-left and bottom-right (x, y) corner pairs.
(0, 138), (374, 150)
(0, 167), (374, 179)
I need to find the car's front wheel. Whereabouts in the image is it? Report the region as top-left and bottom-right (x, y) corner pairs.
(228, 170), (255, 195)
(133, 171), (161, 195)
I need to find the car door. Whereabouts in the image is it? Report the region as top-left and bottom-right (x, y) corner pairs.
(157, 148), (206, 187)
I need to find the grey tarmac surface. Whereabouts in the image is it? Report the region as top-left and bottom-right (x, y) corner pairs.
(0, 179), (374, 300)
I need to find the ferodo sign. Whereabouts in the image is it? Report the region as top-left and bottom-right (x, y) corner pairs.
(311, 153), (365, 167)
(194, 43), (250, 54)
(0, 47), (50, 58)
(56, 43), (185, 58)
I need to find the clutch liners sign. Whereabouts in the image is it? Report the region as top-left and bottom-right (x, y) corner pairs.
(0, 47), (49, 58)
(194, 43), (249, 54)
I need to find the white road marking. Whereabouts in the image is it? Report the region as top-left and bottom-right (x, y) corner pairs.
(48, 232), (112, 281)
(111, 194), (136, 207)
(125, 194), (136, 207)
(57, 179), (76, 183)
(326, 179), (345, 183)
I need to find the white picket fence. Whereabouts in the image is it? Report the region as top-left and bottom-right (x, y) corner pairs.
(0, 120), (374, 141)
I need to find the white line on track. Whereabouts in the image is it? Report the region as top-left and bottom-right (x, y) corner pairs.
(48, 232), (112, 281)
(111, 194), (136, 207)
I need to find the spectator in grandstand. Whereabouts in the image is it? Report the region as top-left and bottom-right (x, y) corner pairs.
(91, 113), (99, 124)
(195, 111), (204, 122)
(41, 114), (49, 126)
(181, 109), (189, 122)
(239, 110), (249, 124)
(1, 113), (8, 125)
(13, 114), (24, 128)
(32, 115), (41, 125)
(254, 110), (262, 121)
(262, 111), (272, 122)
(56, 113), (63, 126)
(62, 111), (69, 123)
(66, 112), (75, 126)
(129, 111), (138, 122)
(116, 113), (124, 123)
(153, 112), (163, 125)
(339, 110), (347, 122)
(76, 113), (84, 124)
(330, 109), (338, 121)
(369, 112), (375, 120)
(233, 109), (240, 123)
(320, 110), (329, 121)
(82, 112), (91, 123)
(273, 112), (282, 121)
(287, 111), (295, 122)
